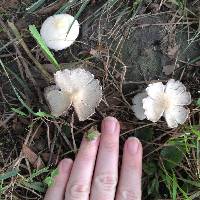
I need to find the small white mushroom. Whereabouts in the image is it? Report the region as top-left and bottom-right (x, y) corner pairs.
(45, 68), (102, 121)
(44, 85), (71, 117)
(132, 79), (191, 128)
(40, 14), (80, 51)
(132, 92), (147, 120)
(144, 79), (191, 128)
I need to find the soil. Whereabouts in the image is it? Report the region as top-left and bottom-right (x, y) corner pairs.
(0, 0), (200, 199)
(122, 14), (171, 82)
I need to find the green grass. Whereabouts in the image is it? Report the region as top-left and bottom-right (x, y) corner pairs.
(29, 25), (60, 70)
(0, 59), (53, 119)
(142, 125), (200, 199)
(25, 0), (47, 13)
(0, 0), (199, 199)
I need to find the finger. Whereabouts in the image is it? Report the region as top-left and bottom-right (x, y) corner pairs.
(90, 116), (120, 200)
(65, 134), (100, 200)
(44, 158), (73, 200)
(116, 137), (143, 200)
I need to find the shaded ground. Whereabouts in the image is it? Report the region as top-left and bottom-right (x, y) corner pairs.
(0, 0), (200, 199)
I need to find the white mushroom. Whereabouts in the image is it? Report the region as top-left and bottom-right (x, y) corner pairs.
(132, 79), (191, 128)
(132, 92), (147, 120)
(40, 14), (80, 51)
(45, 68), (102, 121)
(144, 79), (191, 128)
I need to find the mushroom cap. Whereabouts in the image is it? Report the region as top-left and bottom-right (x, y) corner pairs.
(40, 14), (80, 51)
(55, 68), (94, 93)
(44, 85), (72, 117)
(45, 68), (102, 121)
(143, 96), (165, 122)
(142, 79), (191, 128)
(143, 82), (166, 122)
(132, 92), (147, 120)
(164, 106), (190, 128)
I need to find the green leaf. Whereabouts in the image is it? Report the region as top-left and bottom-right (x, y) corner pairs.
(0, 169), (18, 181)
(134, 127), (153, 141)
(190, 126), (200, 139)
(35, 111), (53, 118)
(197, 98), (200, 107)
(143, 162), (157, 176)
(51, 168), (59, 178)
(43, 168), (59, 187)
(29, 25), (60, 70)
(132, 0), (142, 10)
(26, 0), (46, 13)
(160, 145), (184, 169)
(28, 167), (49, 180)
(0, 27), (3, 33)
(147, 177), (159, 196)
(22, 181), (46, 192)
(44, 177), (53, 187)
(11, 108), (27, 117)
(85, 126), (100, 141)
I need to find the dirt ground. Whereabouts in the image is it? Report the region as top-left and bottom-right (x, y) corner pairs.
(0, 0), (200, 199)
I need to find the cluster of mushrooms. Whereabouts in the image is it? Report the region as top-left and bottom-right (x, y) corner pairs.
(41, 14), (191, 128)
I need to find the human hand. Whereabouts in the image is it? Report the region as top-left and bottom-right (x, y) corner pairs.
(44, 117), (143, 200)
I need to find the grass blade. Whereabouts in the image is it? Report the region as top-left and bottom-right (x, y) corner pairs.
(74, 0), (90, 21)
(66, 0), (90, 37)
(11, 108), (28, 117)
(172, 171), (177, 200)
(55, 0), (79, 14)
(0, 59), (35, 115)
(0, 61), (53, 118)
(22, 181), (46, 192)
(4, 64), (32, 95)
(29, 25), (60, 70)
(26, 0), (47, 13)
(7, 21), (52, 81)
(0, 169), (18, 181)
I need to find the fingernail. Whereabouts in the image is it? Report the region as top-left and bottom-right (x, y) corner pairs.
(127, 137), (139, 154)
(61, 158), (72, 172)
(102, 116), (118, 134)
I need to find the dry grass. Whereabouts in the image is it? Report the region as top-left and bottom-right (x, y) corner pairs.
(0, 0), (199, 199)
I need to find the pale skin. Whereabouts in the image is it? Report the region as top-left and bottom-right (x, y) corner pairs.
(44, 116), (143, 200)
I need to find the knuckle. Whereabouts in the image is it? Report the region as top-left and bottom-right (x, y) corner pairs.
(125, 155), (142, 169)
(94, 174), (118, 192)
(103, 140), (118, 153)
(79, 145), (97, 163)
(126, 159), (140, 169)
(67, 183), (89, 199)
(80, 151), (94, 162)
(118, 188), (141, 200)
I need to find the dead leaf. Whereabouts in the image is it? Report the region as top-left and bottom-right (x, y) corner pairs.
(22, 144), (45, 169)
(167, 45), (179, 58)
(0, 0), (19, 11)
(163, 64), (180, 75)
(36, 0), (66, 15)
(194, 61), (200, 66)
(91, 0), (96, 5)
(162, 64), (175, 75)
(120, 121), (135, 131)
(41, 153), (58, 165)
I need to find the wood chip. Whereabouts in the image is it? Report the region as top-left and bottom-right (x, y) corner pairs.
(167, 45), (179, 58)
(22, 144), (45, 169)
(162, 64), (175, 75)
